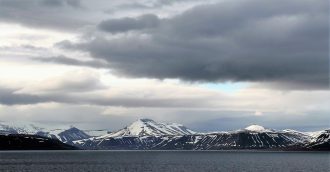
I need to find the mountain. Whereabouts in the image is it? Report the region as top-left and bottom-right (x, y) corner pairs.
(306, 130), (330, 150)
(0, 122), (45, 135)
(243, 124), (274, 132)
(74, 121), (327, 150)
(75, 131), (309, 150)
(0, 134), (76, 150)
(51, 127), (91, 144)
(98, 118), (196, 138)
(1, 119), (329, 151)
(0, 122), (91, 143)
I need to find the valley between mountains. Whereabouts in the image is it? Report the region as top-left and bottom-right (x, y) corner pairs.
(0, 119), (329, 151)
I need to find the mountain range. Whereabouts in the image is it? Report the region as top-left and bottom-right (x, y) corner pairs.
(0, 119), (329, 150)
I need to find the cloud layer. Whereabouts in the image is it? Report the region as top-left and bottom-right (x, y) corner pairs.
(99, 14), (160, 33)
(0, 0), (328, 130)
(59, 0), (329, 89)
(0, 0), (88, 31)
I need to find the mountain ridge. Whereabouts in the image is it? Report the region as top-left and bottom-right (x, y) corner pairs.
(98, 118), (196, 139)
(71, 119), (329, 151)
(1, 119), (329, 151)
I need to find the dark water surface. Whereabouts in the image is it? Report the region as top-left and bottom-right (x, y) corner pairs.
(0, 150), (329, 172)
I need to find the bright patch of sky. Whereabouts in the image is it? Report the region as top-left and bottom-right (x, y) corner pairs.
(200, 82), (248, 93)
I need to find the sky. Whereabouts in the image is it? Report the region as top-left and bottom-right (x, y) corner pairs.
(0, 0), (329, 132)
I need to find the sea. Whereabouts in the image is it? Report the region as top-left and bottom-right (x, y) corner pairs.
(0, 150), (329, 172)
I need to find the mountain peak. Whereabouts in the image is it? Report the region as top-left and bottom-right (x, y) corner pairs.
(100, 118), (196, 138)
(245, 124), (267, 132)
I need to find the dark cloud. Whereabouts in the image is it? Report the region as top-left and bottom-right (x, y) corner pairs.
(42, 73), (105, 92)
(0, 72), (107, 105)
(0, 84), (216, 107)
(40, 0), (81, 8)
(108, 0), (204, 12)
(0, 89), (213, 108)
(98, 14), (160, 33)
(60, 0), (329, 89)
(41, 0), (65, 7)
(0, 87), (48, 105)
(21, 70), (106, 93)
(0, 0), (88, 31)
(65, 0), (81, 7)
(0, 87), (89, 105)
(33, 56), (110, 68)
(78, 97), (214, 108)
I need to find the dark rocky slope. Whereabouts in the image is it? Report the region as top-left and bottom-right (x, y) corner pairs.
(0, 134), (77, 150)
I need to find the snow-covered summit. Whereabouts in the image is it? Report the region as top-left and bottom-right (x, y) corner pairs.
(0, 121), (46, 135)
(99, 118), (196, 138)
(0, 122), (91, 143)
(244, 124), (272, 132)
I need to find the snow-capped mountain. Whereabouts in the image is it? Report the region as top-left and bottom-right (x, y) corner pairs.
(0, 122), (91, 143)
(76, 129), (311, 150)
(244, 124), (274, 132)
(1, 119), (329, 150)
(0, 122), (45, 135)
(74, 121), (328, 150)
(98, 118), (196, 138)
(55, 127), (91, 143)
(306, 130), (330, 150)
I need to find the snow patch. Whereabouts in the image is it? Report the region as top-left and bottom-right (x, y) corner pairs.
(245, 125), (270, 132)
(99, 118), (196, 138)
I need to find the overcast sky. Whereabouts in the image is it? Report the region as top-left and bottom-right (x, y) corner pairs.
(0, 0), (329, 132)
